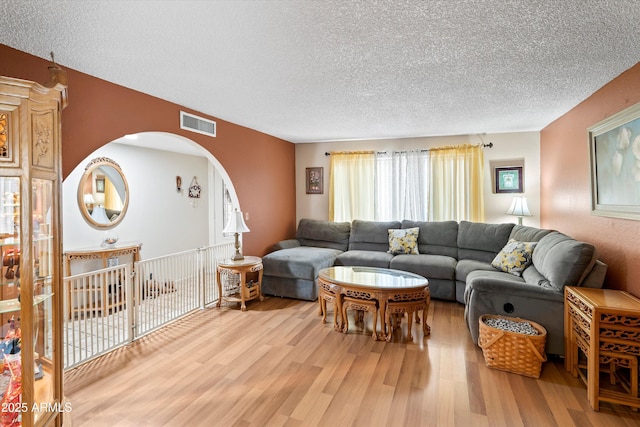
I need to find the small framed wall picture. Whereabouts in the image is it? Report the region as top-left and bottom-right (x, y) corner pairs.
(495, 166), (523, 193)
(306, 167), (323, 194)
(95, 176), (105, 193)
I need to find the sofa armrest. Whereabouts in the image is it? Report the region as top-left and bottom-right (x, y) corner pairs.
(273, 239), (301, 250)
(466, 277), (564, 303)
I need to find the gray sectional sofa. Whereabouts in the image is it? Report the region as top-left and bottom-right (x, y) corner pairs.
(261, 218), (607, 355)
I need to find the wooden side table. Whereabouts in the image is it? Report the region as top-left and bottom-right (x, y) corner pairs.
(385, 290), (431, 342)
(216, 256), (263, 311)
(564, 286), (640, 410)
(341, 296), (379, 340)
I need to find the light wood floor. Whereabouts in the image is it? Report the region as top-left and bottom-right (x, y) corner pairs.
(64, 297), (640, 426)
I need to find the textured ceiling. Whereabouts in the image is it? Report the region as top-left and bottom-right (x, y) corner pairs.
(2, 1), (640, 143)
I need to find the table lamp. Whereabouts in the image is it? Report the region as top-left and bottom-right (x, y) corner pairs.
(223, 209), (250, 260)
(506, 196), (532, 225)
(84, 193), (96, 211)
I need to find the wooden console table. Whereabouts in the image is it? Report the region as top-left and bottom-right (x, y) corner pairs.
(64, 242), (142, 318)
(63, 241), (142, 276)
(564, 286), (640, 410)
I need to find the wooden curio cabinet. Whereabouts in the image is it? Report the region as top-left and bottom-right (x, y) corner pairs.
(0, 71), (67, 426)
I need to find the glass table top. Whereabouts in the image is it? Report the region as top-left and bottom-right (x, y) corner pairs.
(319, 266), (428, 290)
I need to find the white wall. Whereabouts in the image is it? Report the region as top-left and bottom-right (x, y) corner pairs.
(63, 143), (213, 261)
(295, 131), (540, 227)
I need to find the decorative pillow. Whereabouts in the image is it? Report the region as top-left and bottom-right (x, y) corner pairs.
(491, 239), (538, 276)
(388, 227), (420, 255)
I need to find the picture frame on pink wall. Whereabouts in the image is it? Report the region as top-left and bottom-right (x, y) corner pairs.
(588, 101), (640, 220)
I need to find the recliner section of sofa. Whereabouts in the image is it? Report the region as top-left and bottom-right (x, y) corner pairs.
(261, 218), (606, 355)
(261, 219), (350, 301)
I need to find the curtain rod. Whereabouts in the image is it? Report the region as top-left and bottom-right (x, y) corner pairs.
(324, 142), (493, 156)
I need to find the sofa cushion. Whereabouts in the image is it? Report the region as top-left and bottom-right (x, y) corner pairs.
(349, 220), (401, 252)
(401, 220), (458, 258)
(273, 239), (301, 250)
(457, 221), (515, 263)
(262, 246), (343, 280)
(532, 231), (597, 291)
(387, 227), (419, 254)
(521, 265), (551, 288)
(509, 224), (553, 242)
(335, 250), (395, 268)
(491, 239), (538, 277)
(296, 219), (351, 251)
(455, 259), (496, 283)
(581, 260), (607, 289)
(390, 254), (456, 280)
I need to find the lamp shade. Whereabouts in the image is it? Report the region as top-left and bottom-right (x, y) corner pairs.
(84, 193), (96, 204)
(506, 196), (532, 217)
(223, 209), (250, 234)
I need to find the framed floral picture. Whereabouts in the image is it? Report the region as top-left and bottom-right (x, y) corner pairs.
(495, 166), (523, 193)
(306, 167), (323, 194)
(95, 176), (105, 193)
(588, 101), (640, 220)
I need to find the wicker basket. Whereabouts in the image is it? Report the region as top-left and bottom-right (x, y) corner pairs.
(478, 314), (547, 378)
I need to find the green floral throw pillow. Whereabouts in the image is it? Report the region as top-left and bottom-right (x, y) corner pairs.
(388, 227), (420, 255)
(491, 239), (538, 276)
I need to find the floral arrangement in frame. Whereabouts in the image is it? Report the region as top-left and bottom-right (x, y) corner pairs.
(306, 167), (323, 194)
(495, 166), (523, 193)
(588, 101), (640, 220)
(95, 176), (105, 193)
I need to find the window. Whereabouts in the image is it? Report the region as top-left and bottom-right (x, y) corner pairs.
(375, 151), (429, 221)
(329, 144), (484, 223)
(222, 182), (233, 235)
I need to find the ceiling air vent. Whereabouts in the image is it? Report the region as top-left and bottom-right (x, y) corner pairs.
(180, 111), (216, 137)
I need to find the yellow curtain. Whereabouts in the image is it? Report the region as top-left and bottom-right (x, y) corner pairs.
(329, 151), (375, 222)
(104, 178), (123, 211)
(429, 144), (484, 222)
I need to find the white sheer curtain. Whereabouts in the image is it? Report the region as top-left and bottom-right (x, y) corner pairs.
(329, 151), (376, 222)
(375, 151), (429, 221)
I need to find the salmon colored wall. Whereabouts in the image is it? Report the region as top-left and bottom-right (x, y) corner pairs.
(0, 44), (297, 256)
(541, 62), (640, 295)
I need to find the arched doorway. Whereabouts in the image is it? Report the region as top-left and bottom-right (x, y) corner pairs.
(62, 131), (240, 260)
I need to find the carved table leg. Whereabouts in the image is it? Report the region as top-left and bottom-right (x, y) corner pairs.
(320, 296), (327, 323)
(406, 308), (414, 341)
(341, 300), (349, 333)
(371, 306), (379, 341)
(423, 294), (431, 336)
(216, 267), (222, 308)
(239, 271), (247, 312)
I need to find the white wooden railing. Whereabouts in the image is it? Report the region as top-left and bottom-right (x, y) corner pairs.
(63, 242), (235, 370)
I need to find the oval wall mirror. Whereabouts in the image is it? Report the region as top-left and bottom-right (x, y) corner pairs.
(77, 157), (129, 229)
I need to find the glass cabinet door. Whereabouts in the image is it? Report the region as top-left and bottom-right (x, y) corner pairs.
(31, 178), (55, 423)
(0, 178), (57, 424)
(0, 177), (21, 425)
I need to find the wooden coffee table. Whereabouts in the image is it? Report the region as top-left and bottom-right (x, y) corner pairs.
(318, 266), (430, 341)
